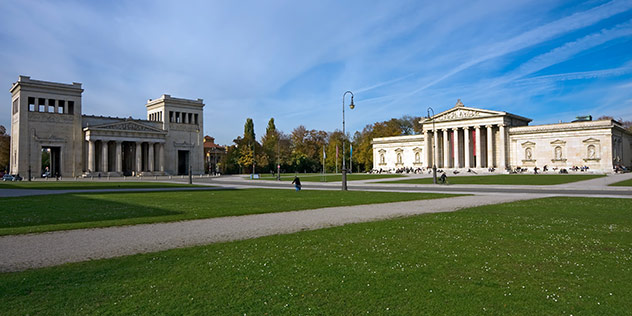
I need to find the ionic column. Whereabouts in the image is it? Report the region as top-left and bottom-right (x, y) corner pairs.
(475, 126), (482, 168)
(442, 129), (450, 168)
(101, 141), (109, 173)
(433, 131), (439, 168)
(486, 125), (494, 168)
(453, 128), (460, 168)
(148, 143), (155, 171)
(464, 127), (471, 168)
(135, 142), (142, 173)
(159, 143), (165, 172)
(88, 140), (95, 173)
(499, 124), (506, 170)
(424, 130), (431, 168)
(115, 141), (123, 173)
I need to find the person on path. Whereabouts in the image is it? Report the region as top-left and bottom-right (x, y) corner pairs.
(292, 176), (302, 191)
(439, 173), (447, 184)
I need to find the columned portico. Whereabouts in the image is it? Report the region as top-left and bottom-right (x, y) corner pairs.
(499, 124), (506, 169)
(135, 142), (142, 173)
(424, 130), (431, 168)
(115, 141), (123, 173)
(442, 129), (450, 168)
(148, 143), (155, 172)
(88, 140), (95, 172)
(101, 141), (108, 172)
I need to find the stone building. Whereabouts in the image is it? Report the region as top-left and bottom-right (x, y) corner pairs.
(9, 76), (204, 178)
(373, 100), (632, 173)
(203, 136), (226, 174)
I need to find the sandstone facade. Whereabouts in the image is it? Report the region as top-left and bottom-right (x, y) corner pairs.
(9, 76), (204, 177)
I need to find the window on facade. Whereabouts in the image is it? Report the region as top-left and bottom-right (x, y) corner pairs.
(38, 98), (46, 112)
(28, 97), (35, 111)
(188, 113), (193, 124)
(67, 101), (74, 114)
(415, 152), (420, 163)
(12, 98), (19, 114)
(380, 153), (385, 164)
(397, 153), (402, 164)
(169, 111), (174, 122)
(48, 99), (55, 113)
(194, 113), (198, 124)
(58, 100), (65, 114)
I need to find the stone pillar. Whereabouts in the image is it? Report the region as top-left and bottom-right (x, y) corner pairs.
(442, 129), (450, 168)
(453, 128), (460, 168)
(424, 130), (431, 168)
(159, 143), (165, 172)
(464, 127), (470, 168)
(499, 124), (506, 170)
(486, 125), (494, 168)
(101, 141), (109, 173)
(135, 142), (142, 173)
(148, 143), (155, 172)
(88, 140), (95, 173)
(115, 141), (123, 173)
(475, 126), (482, 168)
(433, 131), (439, 168)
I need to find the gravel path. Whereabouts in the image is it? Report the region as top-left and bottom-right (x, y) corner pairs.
(0, 193), (540, 272)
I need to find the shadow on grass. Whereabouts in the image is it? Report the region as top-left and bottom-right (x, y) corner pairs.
(0, 192), (187, 229)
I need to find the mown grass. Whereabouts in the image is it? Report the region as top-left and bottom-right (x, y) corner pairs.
(0, 189), (454, 235)
(253, 173), (404, 182)
(0, 181), (200, 190)
(609, 178), (632, 186)
(1, 197), (630, 314)
(382, 174), (605, 185)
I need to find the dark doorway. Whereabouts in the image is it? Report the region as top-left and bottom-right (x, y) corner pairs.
(41, 146), (61, 177)
(178, 150), (189, 175)
(122, 142), (135, 176)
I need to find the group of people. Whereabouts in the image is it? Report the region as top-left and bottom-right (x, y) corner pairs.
(614, 164), (629, 173)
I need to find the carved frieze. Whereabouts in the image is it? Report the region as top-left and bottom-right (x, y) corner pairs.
(434, 109), (483, 122)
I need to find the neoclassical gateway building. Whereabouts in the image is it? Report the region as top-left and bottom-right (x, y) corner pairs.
(373, 100), (631, 173)
(9, 76), (204, 178)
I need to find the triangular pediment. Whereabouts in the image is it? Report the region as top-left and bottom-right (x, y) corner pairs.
(87, 121), (165, 133)
(582, 137), (600, 143)
(430, 106), (505, 122)
(521, 141), (536, 148)
(550, 139), (566, 145)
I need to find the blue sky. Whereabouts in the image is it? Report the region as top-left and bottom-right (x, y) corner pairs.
(1, 0), (631, 144)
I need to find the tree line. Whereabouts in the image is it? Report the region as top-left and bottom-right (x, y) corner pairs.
(219, 116), (422, 174)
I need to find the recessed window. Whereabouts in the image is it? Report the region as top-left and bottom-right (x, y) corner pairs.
(67, 101), (74, 114)
(38, 98), (46, 112)
(28, 97), (35, 111)
(58, 100), (65, 114)
(12, 98), (18, 114)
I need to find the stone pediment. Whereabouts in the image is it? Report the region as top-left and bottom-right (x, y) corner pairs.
(87, 121), (165, 133)
(431, 107), (504, 122)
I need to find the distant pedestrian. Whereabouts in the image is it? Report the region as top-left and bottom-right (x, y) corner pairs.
(439, 173), (447, 184)
(292, 176), (302, 191)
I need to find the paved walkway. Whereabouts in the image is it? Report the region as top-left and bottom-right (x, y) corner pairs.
(0, 194), (539, 272)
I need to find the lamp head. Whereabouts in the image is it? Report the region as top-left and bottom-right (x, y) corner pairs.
(349, 95), (355, 110)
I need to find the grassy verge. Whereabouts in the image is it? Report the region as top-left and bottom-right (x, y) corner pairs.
(0, 181), (200, 190)
(1, 197), (630, 314)
(381, 174), (605, 185)
(0, 189), (455, 235)
(609, 178), (632, 186)
(253, 173), (404, 182)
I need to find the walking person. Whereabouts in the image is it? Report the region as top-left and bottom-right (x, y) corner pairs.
(292, 176), (302, 191)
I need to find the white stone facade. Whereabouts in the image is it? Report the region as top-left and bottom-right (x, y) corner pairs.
(372, 101), (632, 173)
(9, 76), (205, 177)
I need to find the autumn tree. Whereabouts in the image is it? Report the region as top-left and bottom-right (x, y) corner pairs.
(0, 125), (9, 172)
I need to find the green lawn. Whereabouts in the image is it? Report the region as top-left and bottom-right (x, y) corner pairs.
(253, 173), (405, 182)
(609, 178), (632, 186)
(0, 181), (200, 190)
(1, 197), (631, 314)
(382, 174), (605, 185)
(0, 189), (454, 235)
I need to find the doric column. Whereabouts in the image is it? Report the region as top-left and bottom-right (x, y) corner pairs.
(424, 130), (431, 168)
(88, 140), (95, 173)
(159, 143), (165, 172)
(442, 129), (450, 168)
(464, 127), (470, 168)
(486, 125), (494, 168)
(453, 128), (460, 168)
(148, 143), (155, 172)
(475, 126), (482, 168)
(499, 124), (506, 170)
(101, 141), (109, 173)
(433, 131), (439, 168)
(135, 142), (142, 173)
(115, 141), (123, 173)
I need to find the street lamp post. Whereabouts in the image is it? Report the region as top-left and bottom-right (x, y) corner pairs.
(427, 107), (437, 184)
(342, 91), (355, 191)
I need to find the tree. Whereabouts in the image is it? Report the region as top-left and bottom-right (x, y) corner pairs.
(0, 125), (9, 172)
(261, 118), (279, 172)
